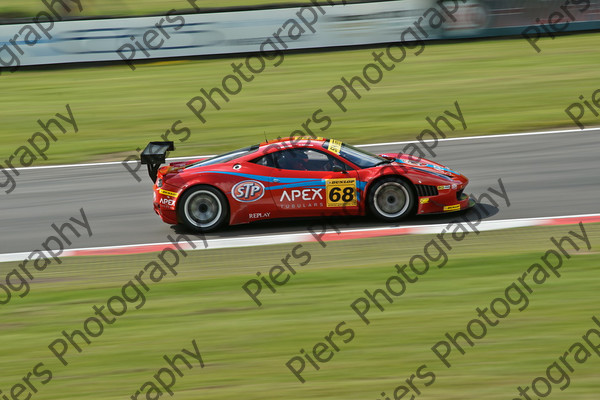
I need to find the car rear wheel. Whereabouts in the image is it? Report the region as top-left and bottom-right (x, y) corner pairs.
(178, 185), (229, 232)
(368, 177), (415, 222)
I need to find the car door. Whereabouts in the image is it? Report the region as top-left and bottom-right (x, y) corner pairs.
(260, 148), (361, 218)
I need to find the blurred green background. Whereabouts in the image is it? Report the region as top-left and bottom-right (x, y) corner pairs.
(1, 32), (598, 164)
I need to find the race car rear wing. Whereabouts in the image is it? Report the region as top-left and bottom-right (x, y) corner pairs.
(140, 141), (175, 182)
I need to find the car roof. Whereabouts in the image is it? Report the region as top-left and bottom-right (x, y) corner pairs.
(258, 136), (330, 149)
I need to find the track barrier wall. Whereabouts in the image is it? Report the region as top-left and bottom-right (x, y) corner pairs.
(0, 0), (598, 69)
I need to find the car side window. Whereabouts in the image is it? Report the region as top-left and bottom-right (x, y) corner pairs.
(272, 149), (348, 172)
(251, 153), (276, 168)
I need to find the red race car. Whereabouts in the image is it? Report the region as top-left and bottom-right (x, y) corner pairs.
(141, 137), (474, 232)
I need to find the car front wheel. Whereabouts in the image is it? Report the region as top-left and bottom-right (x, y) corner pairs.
(178, 185), (229, 232)
(368, 177), (415, 222)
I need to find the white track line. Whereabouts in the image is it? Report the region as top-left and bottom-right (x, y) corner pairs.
(18, 155), (210, 171)
(356, 127), (598, 147)
(13, 127), (599, 171)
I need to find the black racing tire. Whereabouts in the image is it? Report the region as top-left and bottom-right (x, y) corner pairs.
(177, 185), (229, 232)
(367, 177), (415, 222)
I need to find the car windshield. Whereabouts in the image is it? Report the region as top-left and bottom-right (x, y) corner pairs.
(322, 140), (387, 169)
(184, 145), (259, 169)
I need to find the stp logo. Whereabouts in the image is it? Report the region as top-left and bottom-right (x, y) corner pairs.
(231, 180), (265, 202)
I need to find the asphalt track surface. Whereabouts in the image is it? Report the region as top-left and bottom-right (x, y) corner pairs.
(1, 129), (598, 255)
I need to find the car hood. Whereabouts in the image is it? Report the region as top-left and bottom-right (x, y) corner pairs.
(378, 153), (461, 178)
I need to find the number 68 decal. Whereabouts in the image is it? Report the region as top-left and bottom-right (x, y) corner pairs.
(326, 178), (358, 207)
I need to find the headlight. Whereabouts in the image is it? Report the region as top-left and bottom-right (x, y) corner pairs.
(156, 178), (163, 188)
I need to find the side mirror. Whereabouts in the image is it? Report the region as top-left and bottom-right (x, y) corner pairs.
(332, 165), (346, 173)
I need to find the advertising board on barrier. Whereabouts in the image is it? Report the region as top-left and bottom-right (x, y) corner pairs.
(0, 0), (598, 69)
(0, 1), (426, 69)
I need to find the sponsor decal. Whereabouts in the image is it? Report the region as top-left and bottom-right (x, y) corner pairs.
(159, 189), (179, 197)
(452, 184), (457, 190)
(249, 212), (271, 219)
(328, 139), (342, 155)
(402, 159), (421, 166)
(326, 178), (357, 207)
(280, 188), (323, 202)
(160, 198), (176, 207)
(443, 204), (461, 212)
(419, 198), (430, 204)
(282, 202), (324, 209)
(294, 136), (324, 141)
(437, 185), (451, 190)
(232, 180), (265, 202)
(396, 159), (458, 175)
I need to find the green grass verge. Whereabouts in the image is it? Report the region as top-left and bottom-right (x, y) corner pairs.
(0, 223), (598, 399)
(2, 32), (599, 165)
(0, 0), (317, 18)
